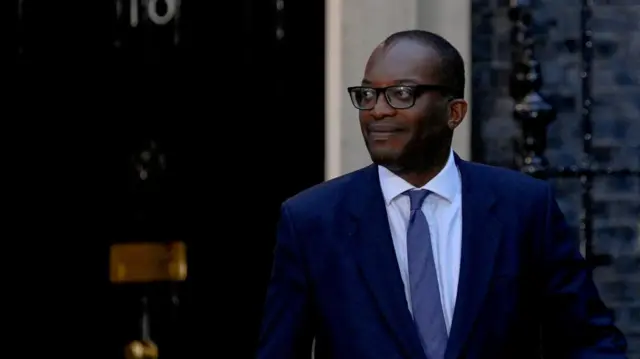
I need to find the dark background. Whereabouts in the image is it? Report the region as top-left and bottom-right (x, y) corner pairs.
(3, 0), (325, 358)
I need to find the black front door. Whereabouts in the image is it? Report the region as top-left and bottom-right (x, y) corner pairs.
(7, 0), (324, 357)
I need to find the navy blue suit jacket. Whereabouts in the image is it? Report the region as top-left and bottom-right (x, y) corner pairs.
(257, 157), (627, 359)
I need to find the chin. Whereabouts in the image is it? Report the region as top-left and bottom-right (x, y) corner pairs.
(369, 148), (402, 168)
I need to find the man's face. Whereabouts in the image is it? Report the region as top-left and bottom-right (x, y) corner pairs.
(358, 40), (454, 172)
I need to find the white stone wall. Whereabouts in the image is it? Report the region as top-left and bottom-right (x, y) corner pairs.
(325, 0), (471, 179)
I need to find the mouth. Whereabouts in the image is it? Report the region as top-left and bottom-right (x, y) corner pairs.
(366, 121), (406, 142)
(368, 123), (402, 133)
(368, 129), (403, 141)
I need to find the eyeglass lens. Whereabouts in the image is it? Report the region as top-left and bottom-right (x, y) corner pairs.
(349, 86), (416, 109)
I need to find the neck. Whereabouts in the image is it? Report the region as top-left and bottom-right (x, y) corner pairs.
(396, 147), (450, 188)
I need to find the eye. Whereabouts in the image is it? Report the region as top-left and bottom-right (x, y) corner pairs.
(361, 88), (376, 100)
(396, 88), (413, 100)
(390, 87), (413, 100)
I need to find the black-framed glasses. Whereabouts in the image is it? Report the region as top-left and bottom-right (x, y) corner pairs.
(347, 84), (453, 110)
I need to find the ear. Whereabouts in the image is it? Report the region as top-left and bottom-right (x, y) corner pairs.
(447, 99), (468, 130)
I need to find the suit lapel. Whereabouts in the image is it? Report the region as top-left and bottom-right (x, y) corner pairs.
(445, 156), (503, 359)
(346, 165), (426, 359)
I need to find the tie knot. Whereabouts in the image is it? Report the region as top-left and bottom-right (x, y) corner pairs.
(405, 189), (430, 211)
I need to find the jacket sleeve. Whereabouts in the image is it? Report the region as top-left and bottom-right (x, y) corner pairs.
(538, 183), (628, 359)
(256, 202), (314, 359)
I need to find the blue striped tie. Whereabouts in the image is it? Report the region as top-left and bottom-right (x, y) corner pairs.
(405, 189), (448, 359)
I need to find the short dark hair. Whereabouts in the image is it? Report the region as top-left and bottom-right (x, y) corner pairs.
(383, 30), (465, 99)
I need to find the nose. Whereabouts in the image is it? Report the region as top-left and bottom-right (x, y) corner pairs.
(370, 92), (395, 120)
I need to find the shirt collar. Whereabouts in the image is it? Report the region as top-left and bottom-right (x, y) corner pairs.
(378, 149), (460, 206)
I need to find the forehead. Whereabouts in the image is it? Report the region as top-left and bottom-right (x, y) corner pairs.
(363, 40), (441, 85)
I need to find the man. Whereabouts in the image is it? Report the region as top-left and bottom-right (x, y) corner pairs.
(256, 30), (627, 359)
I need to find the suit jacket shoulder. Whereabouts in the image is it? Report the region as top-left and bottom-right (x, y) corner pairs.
(284, 160), (556, 219)
(282, 159), (557, 234)
(459, 160), (552, 205)
(282, 165), (373, 221)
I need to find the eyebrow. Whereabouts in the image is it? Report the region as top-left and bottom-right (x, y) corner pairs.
(360, 78), (421, 86)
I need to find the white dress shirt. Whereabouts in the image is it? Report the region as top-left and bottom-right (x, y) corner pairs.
(377, 150), (462, 333)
